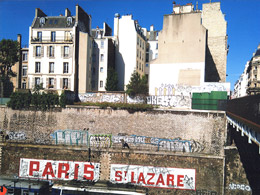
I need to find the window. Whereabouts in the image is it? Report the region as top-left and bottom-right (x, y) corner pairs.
(101, 41), (104, 49)
(63, 62), (69, 73)
(37, 31), (42, 41)
(36, 46), (41, 57)
(92, 54), (96, 62)
(100, 80), (103, 88)
(49, 78), (54, 88)
(63, 78), (68, 89)
(156, 43), (158, 49)
(22, 82), (26, 89)
(67, 17), (72, 25)
(100, 54), (104, 62)
(65, 31), (70, 41)
(22, 66), (27, 76)
(51, 31), (56, 42)
(22, 52), (28, 61)
(40, 18), (45, 25)
(64, 46), (69, 57)
(136, 61), (138, 69)
(49, 46), (54, 57)
(137, 49), (139, 57)
(49, 62), (54, 73)
(35, 77), (40, 86)
(100, 67), (103, 72)
(155, 53), (158, 58)
(35, 62), (41, 73)
(137, 37), (139, 45)
(146, 63), (149, 67)
(146, 54), (149, 62)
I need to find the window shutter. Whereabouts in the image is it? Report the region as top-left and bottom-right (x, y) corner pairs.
(68, 78), (71, 90)
(54, 78), (57, 89)
(41, 46), (44, 57)
(61, 46), (64, 57)
(60, 78), (63, 89)
(69, 46), (72, 58)
(47, 46), (49, 57)
(33, 46), (36, 57)
(53, 46), (55, 57)
(46, 77), (49, 88)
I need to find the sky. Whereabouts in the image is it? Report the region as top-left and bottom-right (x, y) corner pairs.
(0, 0), (259, 90)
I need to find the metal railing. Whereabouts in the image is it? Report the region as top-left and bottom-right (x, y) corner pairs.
(31, 36), (73, 43)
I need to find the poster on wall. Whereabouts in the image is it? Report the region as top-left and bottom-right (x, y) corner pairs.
(110, 164), (196, 190)
(19, 158), (100, 181)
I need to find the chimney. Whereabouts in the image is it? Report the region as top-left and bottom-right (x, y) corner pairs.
(35, 8), (46, 18)
(150, 25), (154, 32)
(17, 34), (22, 49)
(65, 8), (71, 17)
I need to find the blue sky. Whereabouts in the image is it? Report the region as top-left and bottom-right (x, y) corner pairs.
(0, 0), (259, 90)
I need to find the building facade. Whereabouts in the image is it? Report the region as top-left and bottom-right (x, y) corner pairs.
(233, 61), (249, 98)
(114, 14), (146, 91)
(247, 45), (260, 95)
(27, 5), (92, 94)
(91, 23), (115, 91)
(149, 2), (228, 96)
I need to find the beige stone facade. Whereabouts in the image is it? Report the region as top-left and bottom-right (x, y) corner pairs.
(202, 2), (228, 82)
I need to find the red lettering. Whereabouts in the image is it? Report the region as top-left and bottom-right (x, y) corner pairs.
(83, 164), (94, 180)
(156, 174), (165, 186)
(167, 174), (174, 186)
(42, 162), (55, 178)
(29, 161), (39, 176)
(58, 163), (69, 179)
(177, 175), (184, 187)
(115, 171), (122, 181)
(74, 164), (79, 180)
(137, 172), (146, 184)
(147, 173), (155, 185)
(131, 172), (136, 183)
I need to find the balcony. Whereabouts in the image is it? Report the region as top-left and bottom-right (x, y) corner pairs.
(31, 36), (73, 43)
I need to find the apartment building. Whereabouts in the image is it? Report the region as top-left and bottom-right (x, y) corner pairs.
(27, 5), (92, 94)
(91, 23), (115, 91)
(11, 34), (29, 91)
(247, 45), (260, 95)
(114, 14), (146, 91)
(149, 2), (228, 95)
(233, 61), (249, 98)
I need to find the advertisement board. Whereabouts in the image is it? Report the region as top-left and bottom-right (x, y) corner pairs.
(19, 158), (100, 181)
(110, 164), (195, 190)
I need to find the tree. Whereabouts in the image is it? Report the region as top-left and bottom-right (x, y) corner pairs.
(126, 71), (148, 97)
(105, 68), (118, 91)
(0, 39), (19, 98)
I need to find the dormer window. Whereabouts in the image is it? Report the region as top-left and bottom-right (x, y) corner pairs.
(67, 17), (72, 25)
(40, 17), (45, 25)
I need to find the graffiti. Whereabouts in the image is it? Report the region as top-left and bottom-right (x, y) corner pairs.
(127, 96), (145, 104)
(110, 164), (196, 190)
(51, 130), (88, 146)
(79, 93), (125, 103)
(147, 95), (191, 108)
(19, 158), (100, 181)
(89, 134), (112, 148)
(8, 131), (26, 140)
(196, 189), (217, 195)
(113, 135), (204, 153)
(51, 130), (112, 148)
(154, 83), (229, 97)
(228, 183), (251, 191)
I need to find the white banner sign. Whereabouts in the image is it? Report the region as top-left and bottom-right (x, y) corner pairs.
(19, 158), (100, 181)
(110, 164), (196, 190)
